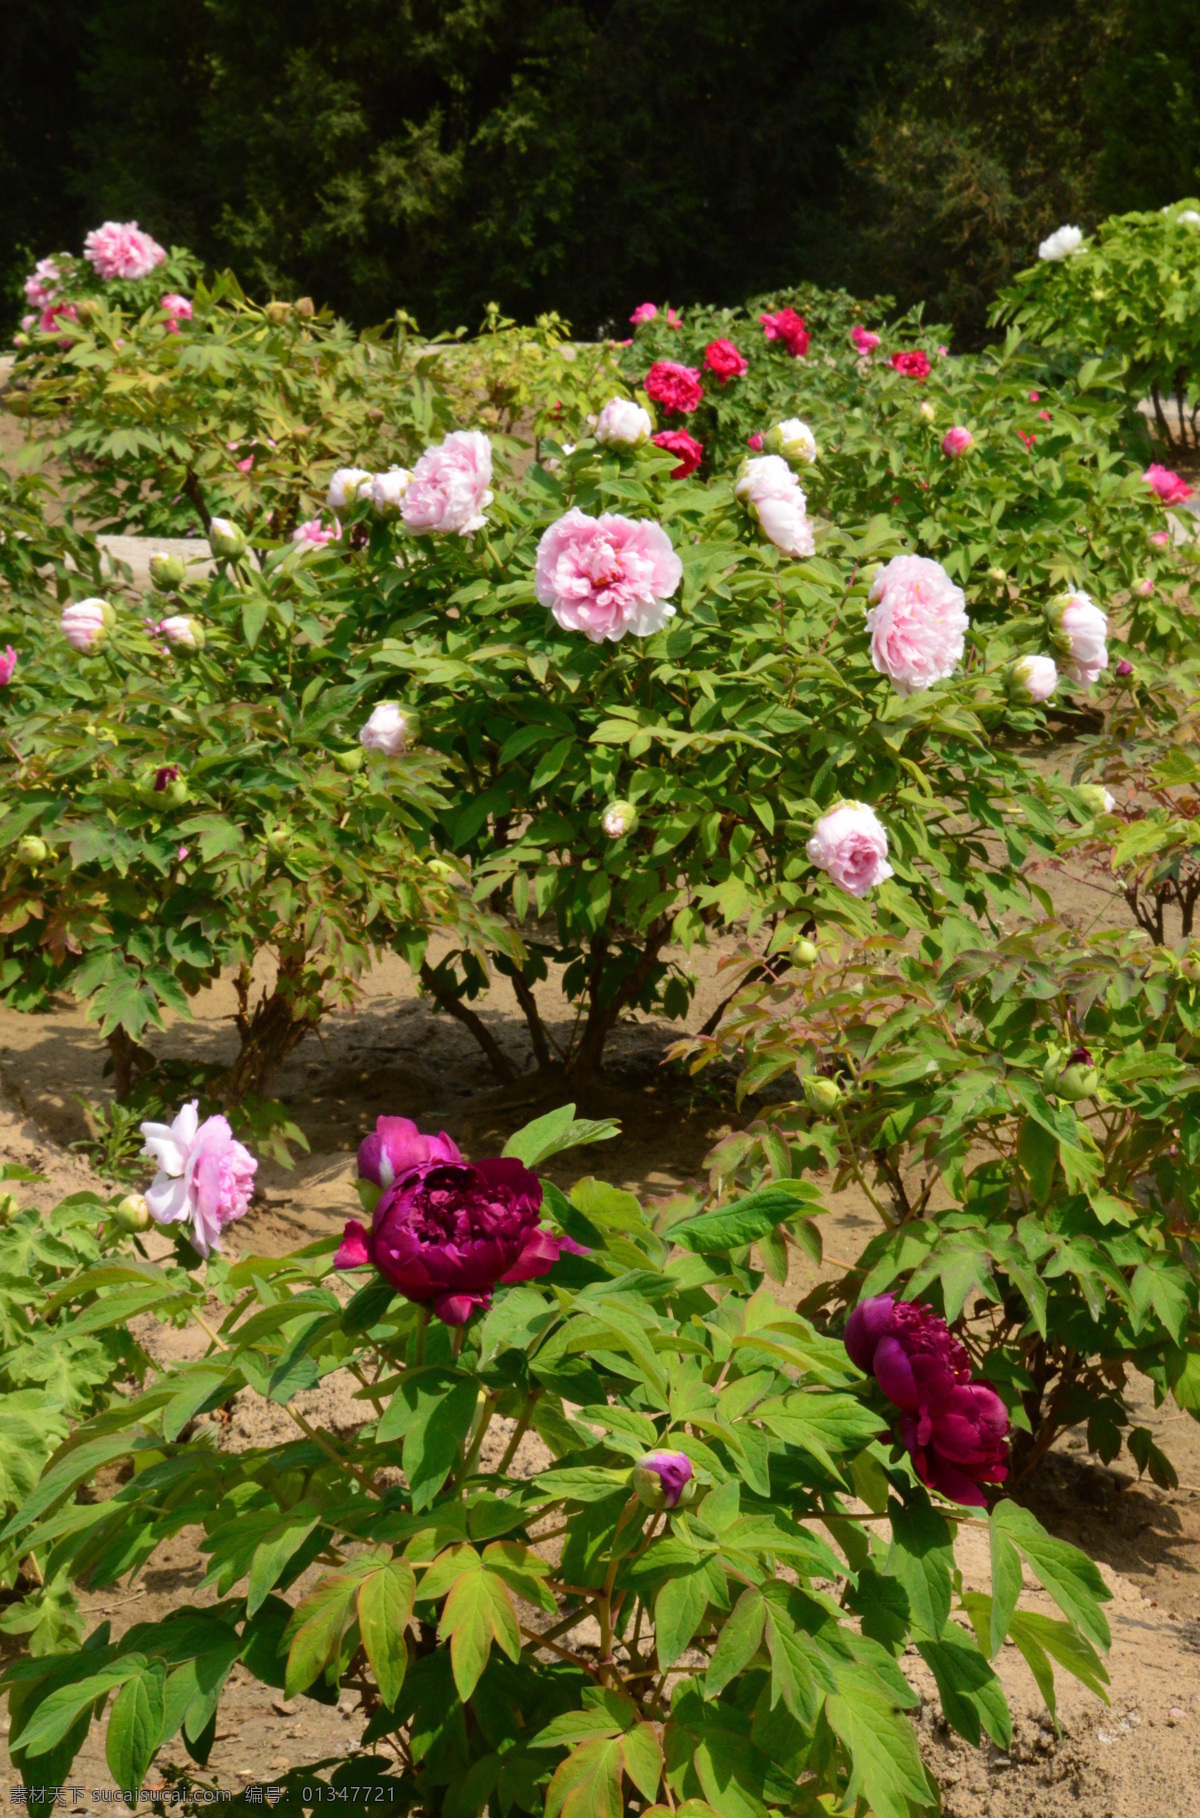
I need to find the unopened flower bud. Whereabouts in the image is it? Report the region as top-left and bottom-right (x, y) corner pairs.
(793, 937), (819, 964)
(265, 301), (291, 325)
(62, 597), (115, 653)
(600, 801), (639, 839)
(1056, 1047), (1101, 1102)
(803, 1075), (843, 1115)
(369, 468), (412, 514)
(143, 763), (189, 807)
(328, 467), (374, 511)
(632, 1450), (695, 1509)
(112, 1192), (152, 1233)
(594, 398), (653, 450)
(208, 517), (246, 559)
(149, 551), (187, 590)
(158, 615), (205, 651)
(764, 418), (818, 467)
(359, 702), (409, 756)
(1079, 783), (1116, 815)
(16, 835), (48, 866)
(919, 400), (936, 421)
(334, 748), (365, 774)
(988, 567), (1007, 584)
(1008, 654), (1058, 704)
(1115, 659), (1134, 678)
(294, 297), (315, 318)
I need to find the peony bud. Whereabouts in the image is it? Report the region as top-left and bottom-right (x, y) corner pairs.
(62, 598), (115, 653)
(1008, 654), (1058, 704)
(0, 646), (17, 687)
(328, 467), (374, 511)
(942, 426), (973, 458)
(143, 763), (189, 807)
(919, 400), (936, 421)
(265, 825), (291, 853)
(208, 517), (246, 559)
(764, 418), (818, 467)
(600, 800), (639, 839)
(112, 1191), (152, 1233)
(988, 566), (1007, 583)
(265, 301), (291, 324)
(632, 1450), (695, 1510)
(793, 937), (819, 964)
(158, 615), (205, 651)
(1079, 783), (1116, 815)
(1115, 659), (1133, 678)
(334, 748), (366, 774)
(803, 1075), (843, 1115)
(16, 835), (48, 866)
(149, 551), (187, 590)
(295, 297), (315, 318)
(1133, 578), (1154, 597)
(359, 702), (409, 756)
(1057, 1047), (1101, 1102)
(369, 468), (412, 514)
(594, 397), (653, 450)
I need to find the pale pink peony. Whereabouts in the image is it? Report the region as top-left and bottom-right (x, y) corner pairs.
(1150, 530), (1170, 547)
(62, 598), (114, 653)
(851, 326), (881, 354)
(594, 397), (653, 449)
(292, 517), (340, 546)
(158, 615), (204, 650)
(23, 257), (62, 309)
(401, 431), (493, 536)
(866, 555), (968, 695)
(327, 467), (373, 511)
(941, 426), (973, 458)
(370, 469), (412, 514)
(1049, 591), (1108, 687)
(161, 293), (193, 332)
(1010, 654), (1058, 703)
(535, 508), (682, 643)
(140, 1100), (257, 1258)
(807, 802), (894, 897)
(734, 455), (815, 558)
(83, 220), (166, 281)
(360, 702), (409, 755)
(1143, 464), (1192, 506)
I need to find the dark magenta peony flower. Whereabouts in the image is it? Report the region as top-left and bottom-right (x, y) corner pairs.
(845, 1294), (1009, 1508)
(651, 428), (704, 478)
(335, 1154), (568, 1325)
(703, 338), (749, 383)
(758, 308), (809, 357)
(889, 349), (931, 381)
(632, 1450), (695, 1509)
(357, 1115), (461, 1189)
(643, 360), (704, 414)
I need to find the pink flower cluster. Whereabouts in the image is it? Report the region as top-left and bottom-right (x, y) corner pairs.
(1143, 464), (1193, 506)
(845, 1295), (1009, 1507)
(643, 361), (704, 414)
(703, 339), (748, 384)
(535, 509), (682, 643)
(866, 555), (969, 695)
(759, 308), (809, 357)
(83, 220), (166, 282)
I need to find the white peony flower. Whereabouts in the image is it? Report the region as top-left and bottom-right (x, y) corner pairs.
(328, 467), (374, 510)
(594, 398), (653, 450)
(1038, 225), (1084, 261)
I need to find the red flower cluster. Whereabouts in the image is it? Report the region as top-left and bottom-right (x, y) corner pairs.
(651, 428), (704, 477)
(889, 349), (931, 380)
(758, 308), (810, 357)
(644, 360), (704, 414)
(845, 1295), (1009, 1507)
(703, 338), (748, 383)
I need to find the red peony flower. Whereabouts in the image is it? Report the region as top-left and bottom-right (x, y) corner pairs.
(889, 349), (931, 380)
(845, 1294), (1009, 1507)
(651, 428), (704, 477)
(644, 360), (704, 414)
(758, 308), (810, 358)
(704, 338), (749, 383)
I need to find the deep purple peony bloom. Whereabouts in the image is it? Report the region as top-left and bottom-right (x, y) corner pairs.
(632, 1451), (694, 1509)
(844, 1294), (1009, 1508)
(335, 1154), (567, 1325)
(357, 1115), (461, 1189)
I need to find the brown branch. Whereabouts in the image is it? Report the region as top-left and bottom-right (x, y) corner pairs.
(419, 962), (515, 1083)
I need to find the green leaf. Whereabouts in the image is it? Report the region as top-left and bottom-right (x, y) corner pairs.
(991, 1501), (1111, 1651)
(105, 1660), (166, 1796)
(622, 1724), (663, 1803)
(377, 1368), (480, 1510)
(672, 1184), (822, 1254)
(357, 1559), (416, 1708)
(18, 1663), (137, 1758)
(883, 1496), (953, 1642)
(436, 1552), (521, 1701)
(919, 1626), (1011, 1748)
(654, 1567), (710, 1671)
(502, 1103), (621, 1169)
(246, 1504), (323, 1617)
(545, 1736), (624, 1818)
(705, 1587), (765, 1699)
(825, 1685), (933, 1818)
(988, 1521), (1023, 1660)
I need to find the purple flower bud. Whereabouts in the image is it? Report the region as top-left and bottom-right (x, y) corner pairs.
(154, 764), (181, 792)
(356, 1115), (462, 1189)
(335, 1154), (565, 1325)
(843, 1295), (1008, 1508)
(1116, 659), (1133, 678)
(632, 1450), (694, 1509)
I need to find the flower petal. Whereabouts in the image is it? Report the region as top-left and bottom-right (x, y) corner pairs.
(334, 1220), (373, 1270)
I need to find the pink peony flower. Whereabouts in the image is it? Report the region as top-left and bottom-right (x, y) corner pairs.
(61, 598), (114, 653)
(633, 1451), (694, 1509)
(334, 1152), (566, 1325)
(357, 1116), (461, 1190)
(535, 508), (682, 643)
(747, 432), (764, 450)
(140, 1100), (257, 1258)
(83, 220), (166, 281)
(594, 397), (652, 449)
(1133, 577), (1154, 597)
(359, 702), (409, 756)
(1017, 430), (1037, 450)
(0, 646), (16, 686)
(890, 349), (931, 380)
(38, 301), (79, 343)
(630, 302), (658, 326)
(1010, 654), (1058, 703)
(401, 431), (493, 536)
(1029, 391), (1040, 402)
(236, 455), (255, 473)
(1144, 463), (1192, 506)
(845, 1295), (1009, 1508)
(23, 257), (62, 309)
(292, 517), (340, 546)
(941, 426), (973, 458)
(643, 360), (704, 414)
(758, 308), (809, 357)
(851, 326), (881, 354)
(158, 615), (204, 650)
(735, 455), (815, 558)
(161, 293), (192, 332)
(865, 554), (969, 694)
(807, 801), (894, 897)
(651, 428), (704, 477)
(1049, 591), (1108, 687)
(665, 307), (683, 329)
(1038, 409), (1051, 421)
(703, 338), (748, 383)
